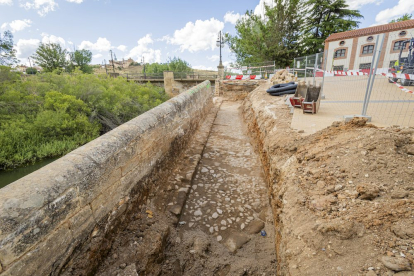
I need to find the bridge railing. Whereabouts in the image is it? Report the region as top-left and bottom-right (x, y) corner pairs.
(121, 73), (164, 80)
(121, 72), (218, 81)
(173, 72), (218, 80)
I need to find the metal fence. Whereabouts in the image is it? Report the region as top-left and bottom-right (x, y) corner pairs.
(290, 32), (414, 127)
(225, 61), (276, 78)
(120, 72), (218, 81)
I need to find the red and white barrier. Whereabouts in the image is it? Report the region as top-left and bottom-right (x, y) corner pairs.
(225, 75), (263, 80)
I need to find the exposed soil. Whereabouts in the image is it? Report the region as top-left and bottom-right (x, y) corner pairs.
(243, 81), (414, 276)
(93, 100), (277, 276)
(83, 80), (413, 276)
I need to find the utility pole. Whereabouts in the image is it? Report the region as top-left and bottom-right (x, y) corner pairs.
(28, 57), (33, 68)
(142, 56), (146, 79)
(110, 50), (115, 72)
(104, 59), (108, 74)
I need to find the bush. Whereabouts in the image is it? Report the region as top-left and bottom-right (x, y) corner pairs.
(0, 69), (169, 169)
(26, 67), (37, 74)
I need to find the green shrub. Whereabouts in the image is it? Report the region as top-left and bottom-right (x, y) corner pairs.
(0, 69), (169, 169)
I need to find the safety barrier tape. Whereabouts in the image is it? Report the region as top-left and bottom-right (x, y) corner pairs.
(300, 67), (414, 80)
(381, 73), (414, 94)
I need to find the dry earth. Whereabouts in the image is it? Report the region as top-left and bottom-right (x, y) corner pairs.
(69, 80), (414, 276)
(243, 81), (414, 275)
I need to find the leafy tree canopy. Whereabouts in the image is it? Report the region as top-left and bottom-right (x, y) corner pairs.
(145, 57), (192, 73)
(226, 0), (363, 65)
(302, 0), (363, 55)
(32, 43), (67, 72)
(390, 13), (412, 23)
(226, 0), (302, 67)
(68, 49), (93, 74)
(0, 31), (17, 66)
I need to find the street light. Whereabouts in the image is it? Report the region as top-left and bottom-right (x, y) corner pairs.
(216, 31), (225, 66)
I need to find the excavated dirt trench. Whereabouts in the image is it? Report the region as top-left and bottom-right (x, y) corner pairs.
(93, 100), (277, 276)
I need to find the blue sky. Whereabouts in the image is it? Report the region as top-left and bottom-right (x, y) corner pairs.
(0, 0), (412, 70)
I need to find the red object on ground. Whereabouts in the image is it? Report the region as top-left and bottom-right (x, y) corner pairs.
(226, 75), (231, 79)
(236, 75), (243, 80)
(290, 97), (304, 108)
(250, 75), (256, 79)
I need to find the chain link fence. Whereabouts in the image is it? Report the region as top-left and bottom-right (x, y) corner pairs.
(291, 31), (414, 127)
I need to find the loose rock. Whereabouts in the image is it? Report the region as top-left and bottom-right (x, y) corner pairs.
(380, 256), (412, 272)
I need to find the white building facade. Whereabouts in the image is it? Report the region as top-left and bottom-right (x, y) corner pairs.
(324, 20), (414, 73)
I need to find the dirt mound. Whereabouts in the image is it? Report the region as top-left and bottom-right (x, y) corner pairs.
(243, 84), (414, 275)
(270, 69), (297, 85)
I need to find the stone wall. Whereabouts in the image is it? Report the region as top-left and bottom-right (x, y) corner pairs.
(0, 81), (213, 276)
(218, 80), (261, 101)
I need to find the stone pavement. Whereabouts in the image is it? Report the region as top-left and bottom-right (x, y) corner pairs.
(178, 101), (272, 250)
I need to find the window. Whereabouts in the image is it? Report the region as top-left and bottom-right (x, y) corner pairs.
(339, 41), (345, 46)
(333, 65), (344, 71)
(399, 31), (407, 36)
(389, 60), (397, 68)
(359, 63), (371, 70)
(362, 45), (374, 54)
(367, 36), (374, 42)
(393, 41), (407, 51)
(334, 49), (346, 58)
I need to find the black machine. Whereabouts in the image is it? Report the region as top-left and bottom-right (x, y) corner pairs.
(389, 38), (414, 86)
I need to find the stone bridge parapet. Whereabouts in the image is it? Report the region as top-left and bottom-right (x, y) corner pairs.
(0, 81), (213, 276)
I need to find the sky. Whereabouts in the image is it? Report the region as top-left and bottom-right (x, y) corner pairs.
(0, 0), (412, 71)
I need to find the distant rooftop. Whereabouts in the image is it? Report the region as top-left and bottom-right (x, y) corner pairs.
(325, 19), (414, 42)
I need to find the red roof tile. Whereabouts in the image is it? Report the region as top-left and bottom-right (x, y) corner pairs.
(325, 19), (414, 42)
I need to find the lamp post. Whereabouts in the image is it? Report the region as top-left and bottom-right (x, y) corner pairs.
(216, 31), (224, 66)
(216, 31), (225, 79)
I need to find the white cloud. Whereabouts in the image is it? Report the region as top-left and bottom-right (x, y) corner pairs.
(21, 0), (58, 16)
(165, 18), (224, 53)
(192, 65), (216, 71)
(346, 0), (382, 9)
(1, 19), (32, 33)
(224, 11), (241, 24)
(117, 45), (127, 52)
(16, 38), (40, 59)
(79, 37), (112, 52)
(93, 53), (103, 59)
(207, 55), (219, 62)
(0, 0), (13, 5)
(375, 0), (414, 24)
(41, 33), (65, 45)
(66, 0), (82, 3)
(254, 0), (274, 18)
(127, 34), (161, 63)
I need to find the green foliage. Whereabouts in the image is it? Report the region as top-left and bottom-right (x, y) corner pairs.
(226, 0), (363, 65)
(226, 0), (303, 66)
(32, 43), (67, 72)
(145, 57), (192, 73)
(68, 49), (93, 74)
(390, 14), (412, 23)
(303, 0), (363, 54)
(0, 30), (17, 66)
(26, 67), (37, 74)
(0, 69), (169, 169)
(0, 66), (20, 82)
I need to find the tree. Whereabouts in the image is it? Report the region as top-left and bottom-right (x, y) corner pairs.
(390, 14), (412, 23)
(145, 57), (192, 73)
(26, 67), (37, 74)
(302, 0), (363, 54)
(32, 43), (67, 72)
(0, 30), (17, 66)
(69, 49), (93, 73)
(225, 0), (303, 66)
